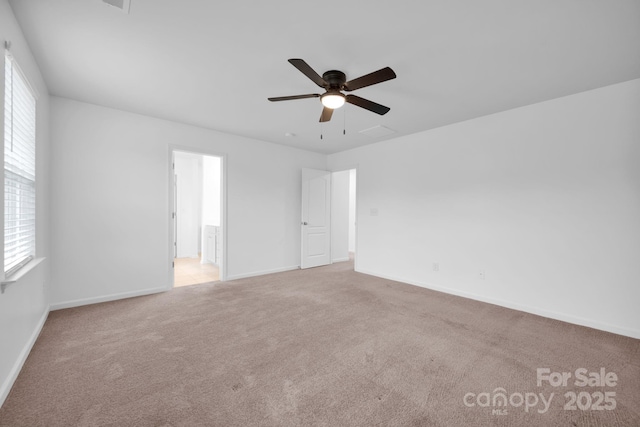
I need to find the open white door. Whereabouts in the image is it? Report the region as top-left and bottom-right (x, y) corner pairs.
(301, 168), (331, 269)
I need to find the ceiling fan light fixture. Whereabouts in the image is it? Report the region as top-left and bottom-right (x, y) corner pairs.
(321, 92), (346, 109)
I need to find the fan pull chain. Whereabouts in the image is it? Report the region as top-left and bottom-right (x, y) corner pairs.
(343, 107), (346, 135)
(320, 122), (323, 140)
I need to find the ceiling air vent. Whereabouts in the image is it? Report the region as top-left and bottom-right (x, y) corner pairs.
(101, 0), (131, 14)
(359, 125), (396, 139)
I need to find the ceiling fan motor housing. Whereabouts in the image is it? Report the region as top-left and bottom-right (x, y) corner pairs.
(322, 70), (347, 89)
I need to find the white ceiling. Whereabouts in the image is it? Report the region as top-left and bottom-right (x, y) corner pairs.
(8, 0), (640, 154)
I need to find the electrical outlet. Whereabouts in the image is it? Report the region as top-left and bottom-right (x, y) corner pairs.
(479, 270), (486, 280)
(433, 263), (439, 272)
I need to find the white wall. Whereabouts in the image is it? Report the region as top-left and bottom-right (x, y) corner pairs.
(50, 96), (326, 308)
(328, 79), (640, 339)
(202, 155), (221, 227)
(331, 170), (350, 263)
(174, 151), (202, 258)
(0, 0), (51, 406)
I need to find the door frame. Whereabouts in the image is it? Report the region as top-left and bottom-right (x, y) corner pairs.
(330, 165), (359, 271)
(168, 145), (227, 288)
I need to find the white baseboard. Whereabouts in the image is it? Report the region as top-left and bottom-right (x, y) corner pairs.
(225, 265), (299, 281)
(357, 268), (640, 340)
(332, 257), (350, 263)
(0, 306), (50, 408)
(50, 286), (168, 311)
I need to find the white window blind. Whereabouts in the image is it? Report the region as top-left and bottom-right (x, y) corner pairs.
(4, 51), (36, 276)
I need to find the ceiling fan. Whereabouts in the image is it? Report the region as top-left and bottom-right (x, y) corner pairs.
(268, 59), (396, 122)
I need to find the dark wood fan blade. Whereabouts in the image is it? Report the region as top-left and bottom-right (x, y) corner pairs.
(268, 94), (320, 102)
(343, 67), (396, 91)
(288, 59), (328, 88)
(319, 107), (334, 122)
(346, 94), (390, 115)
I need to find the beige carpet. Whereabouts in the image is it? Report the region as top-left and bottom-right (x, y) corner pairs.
(1, 261), (639, 426)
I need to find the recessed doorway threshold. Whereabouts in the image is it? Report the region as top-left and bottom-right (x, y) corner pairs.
(174, 255), (219, 287)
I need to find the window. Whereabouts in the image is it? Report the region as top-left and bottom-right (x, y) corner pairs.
(4, 50), (36, 277)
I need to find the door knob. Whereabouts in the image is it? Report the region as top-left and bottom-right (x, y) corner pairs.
(302, 222), (308, 225)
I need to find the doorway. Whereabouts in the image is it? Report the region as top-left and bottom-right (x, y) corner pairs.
(300, 168), (356, 270)
(170, 149), (224, 287)
(348, 169), (356, 262)
(330, 168), (357, 267)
